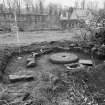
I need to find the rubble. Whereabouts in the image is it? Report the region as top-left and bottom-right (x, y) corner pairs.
(26, 52), (38, 68)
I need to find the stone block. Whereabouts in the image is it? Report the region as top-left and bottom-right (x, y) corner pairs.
(79, 60), (93, 66)
(9, 71), (34, 82)
(27, 60), (36, 68)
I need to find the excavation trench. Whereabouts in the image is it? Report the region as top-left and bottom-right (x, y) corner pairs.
(0, 41), (105, 105)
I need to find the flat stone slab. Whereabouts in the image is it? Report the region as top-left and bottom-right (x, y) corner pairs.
(27, 60), (36, 68)
(9, 71), (34, 82)
(50, 52), (79, 64)
(79, 60), (93, 66)
(26, 57), (36, 68)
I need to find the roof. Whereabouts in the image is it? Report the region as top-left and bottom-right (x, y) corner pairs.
(20, 9), (48, 16)
(19, 12), (48, 16)
(0, 12), (13, 15)
(70, 9), (94, 21)
(0, 11), (48, 16)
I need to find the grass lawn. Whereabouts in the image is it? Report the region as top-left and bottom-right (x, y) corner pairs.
(0, 31), (81, 46)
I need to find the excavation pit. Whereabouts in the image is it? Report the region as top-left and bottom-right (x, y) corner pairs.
(0, 42), (104, 105)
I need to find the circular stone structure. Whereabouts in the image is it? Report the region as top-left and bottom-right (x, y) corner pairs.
(50, 52), (79, 64)
(65, 63), (84, 71)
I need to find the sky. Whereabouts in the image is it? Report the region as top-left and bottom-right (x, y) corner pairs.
(44, 0), (105, 9)
(0, 0), (105, 9)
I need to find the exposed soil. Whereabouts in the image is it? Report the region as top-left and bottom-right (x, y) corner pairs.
(0, 41), (105, 105)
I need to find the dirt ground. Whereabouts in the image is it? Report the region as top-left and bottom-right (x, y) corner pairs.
(0, 45), (103, 105)
(3, 51), (100, 104)
(0, 30), (103, 105)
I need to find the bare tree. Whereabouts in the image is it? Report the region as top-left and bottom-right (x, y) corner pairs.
(104, 1), (105, 9)
(16, 0), (21, 15)
(48, 3), (53, 15)
(87, 0), (98, 10)
(35, 4), (39, 13)
(74, 0), (79, 9)
(10, 0), (22, 14)
(0, 4), (4, 12)
(0, 0), (6, 12)
(94, 2), (98, 10)
(23, 0), (32, 13)
(31, 0), (35, 13)
(38, 0), (45, 14)
(81, 0), (86, 9)
(6, 0), (12, 12)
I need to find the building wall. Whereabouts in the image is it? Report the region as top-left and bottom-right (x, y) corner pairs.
(0, 12), (48, 31)
(60, 19), (86, 29)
